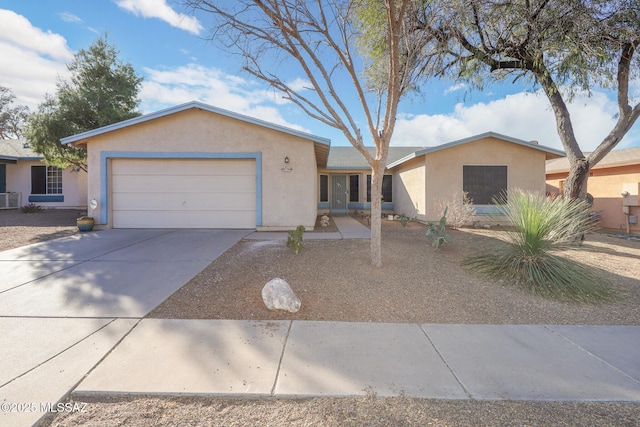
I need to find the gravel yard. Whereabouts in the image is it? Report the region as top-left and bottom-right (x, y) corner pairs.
(3, 211), (638, 426)
(0, 209), (80, 251)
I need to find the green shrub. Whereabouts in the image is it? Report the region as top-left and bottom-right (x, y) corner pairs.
(463, 190), (615, 303)
(397, 214), (410, 227)
(425, 207), (451, 249)
(286, 225), (305, 254)
(20, 203), (43, 213)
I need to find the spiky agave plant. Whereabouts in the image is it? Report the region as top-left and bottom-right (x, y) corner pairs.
(463, 190), (615, 302)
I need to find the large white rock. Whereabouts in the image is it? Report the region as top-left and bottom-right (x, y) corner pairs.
(262, 278), (301, 313)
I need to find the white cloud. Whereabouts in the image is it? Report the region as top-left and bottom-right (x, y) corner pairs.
(115, 0), (203, 35)
(59, 12), (83, 24)
(392, 90), (639, 151)
(0, 9), (73, 109)
(139, 63), (309, 132)
(443, 82), (467, 95)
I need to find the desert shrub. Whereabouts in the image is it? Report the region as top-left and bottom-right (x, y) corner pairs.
(20, 203), (43, 213)
(436, 192), (475, 229)
(425, 207), (451, 249)
(396, 214), (410, 227)
(463, 190), (615, 303)
(286, 225), (305, 254)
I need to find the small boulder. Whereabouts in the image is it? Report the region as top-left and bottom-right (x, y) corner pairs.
(262, 278), (301, 313)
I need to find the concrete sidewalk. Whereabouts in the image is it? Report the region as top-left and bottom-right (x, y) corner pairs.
(245, 214), (370, 240)
(74, 320), (640, 401)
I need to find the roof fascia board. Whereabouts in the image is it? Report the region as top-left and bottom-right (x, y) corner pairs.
(388, 131), (565, 169)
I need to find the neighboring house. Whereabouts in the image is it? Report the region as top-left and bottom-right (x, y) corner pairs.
(62, 101), (563, 230)
(546, 147), (640, 233)
(0, 139), (87, 210)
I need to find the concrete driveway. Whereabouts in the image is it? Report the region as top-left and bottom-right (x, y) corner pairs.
(0, 228), (248, 426)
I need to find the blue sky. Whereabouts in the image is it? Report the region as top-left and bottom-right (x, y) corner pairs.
(1, 0), (638, 150)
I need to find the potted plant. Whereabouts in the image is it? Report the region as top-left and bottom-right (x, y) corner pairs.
(77, 199), (98, 232)
(77, 215), (94, 232)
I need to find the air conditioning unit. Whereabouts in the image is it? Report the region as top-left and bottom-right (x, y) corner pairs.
(0, 192), (21, 209)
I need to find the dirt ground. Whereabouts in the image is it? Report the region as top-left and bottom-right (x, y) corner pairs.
(3, 210), (639, 426)
(148, 219), (640, 325)
(0, 209), (80, 251)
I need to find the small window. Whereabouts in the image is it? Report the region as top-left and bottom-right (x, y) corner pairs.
(319, 174), (329, 202)
(31, 166), (63, 195)
(349, 175), (359, 202)
(366, 174), (393, 203)
(463, 165), (507, 205)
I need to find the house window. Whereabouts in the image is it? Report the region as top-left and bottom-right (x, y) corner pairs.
(463, 165), (507, 205)
(31, 166), (63, 195)
(366, 175), (393, 203)
(319, 174), (329, 202)
(349, 175), (359, 202)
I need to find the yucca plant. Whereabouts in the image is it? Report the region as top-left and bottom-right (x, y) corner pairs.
(463, 190), (615, 303)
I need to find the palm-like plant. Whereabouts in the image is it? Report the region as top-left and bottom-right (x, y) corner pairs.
(463, 190), (615, 302)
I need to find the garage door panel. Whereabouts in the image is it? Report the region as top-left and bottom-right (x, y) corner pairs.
(112, 158), (255, 176)
(111, 159), (257, 229)
(112, 192), (256, 211)
(112, 175), (256, 193)
(113, 211), (256, 229)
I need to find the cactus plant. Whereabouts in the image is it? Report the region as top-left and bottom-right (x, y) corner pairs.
(425, 207), (452, 249)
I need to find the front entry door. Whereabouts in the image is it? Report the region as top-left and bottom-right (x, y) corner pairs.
(330, 174), (348, 215)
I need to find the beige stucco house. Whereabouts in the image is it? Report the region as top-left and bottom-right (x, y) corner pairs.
(62, 101), (330, 230)
(546, 147), (640, 233)
(388, 133), (565, 221)
(62, 102), (564, 230)
(0, 139), (87, 210)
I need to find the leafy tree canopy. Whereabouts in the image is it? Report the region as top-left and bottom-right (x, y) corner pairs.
(26, 34), (143, 171)
(409, 0), (640, 199)
(0, 86), (29, 139)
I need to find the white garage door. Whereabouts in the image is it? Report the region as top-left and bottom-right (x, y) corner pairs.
(111, 158), (256, 228)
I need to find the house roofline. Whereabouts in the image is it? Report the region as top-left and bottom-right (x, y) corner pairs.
(387, 131), (565, 169)
(546, 147), (640, 173)
(0, 155), (43, 161)
(60, 101), (332, 147)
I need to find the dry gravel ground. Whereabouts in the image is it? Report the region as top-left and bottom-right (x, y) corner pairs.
(0, 209), (80, 251)
(2, 212), (638, 426)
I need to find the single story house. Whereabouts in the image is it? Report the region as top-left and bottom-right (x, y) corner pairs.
(546, 147), (640, 233)
(0, 139), (87, 209)
(62, 101), (564, 230)
(320, 134), (564, 222)
(62, 101), (330, 230)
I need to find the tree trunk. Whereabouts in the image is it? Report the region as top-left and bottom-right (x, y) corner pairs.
(369, 161), (385, 267)
(563, 157), (590, 200)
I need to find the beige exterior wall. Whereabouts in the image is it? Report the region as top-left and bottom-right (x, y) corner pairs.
(546, 165), (640, 233)
(83, 108), (319, 230)
(5, 161), (87, 209)
(393, 156), (426, 220)
(392, 137), (548, 221)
